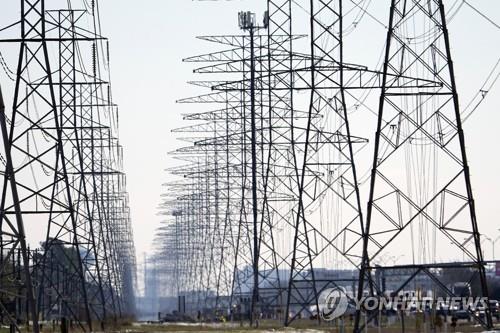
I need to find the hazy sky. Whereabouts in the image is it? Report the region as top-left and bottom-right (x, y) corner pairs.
(2, 0), (500, 261)
(97, 0), (267, 256)
(96, 0), (500, 259)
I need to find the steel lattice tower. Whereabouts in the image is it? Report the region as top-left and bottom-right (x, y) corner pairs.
(155, 0), (495, 330)
(285, 0), (366, 324)
(355, 0), (492, 331)
(0, 2), (93, 330)
(0, 0), (137, 330)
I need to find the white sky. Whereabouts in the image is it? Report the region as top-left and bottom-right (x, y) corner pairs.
(99, 0), (500, 259)
(2, 0), (500, 262)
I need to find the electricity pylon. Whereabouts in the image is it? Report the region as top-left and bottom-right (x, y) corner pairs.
(0, 0), (136, 330)
(355, 0), (492, 330)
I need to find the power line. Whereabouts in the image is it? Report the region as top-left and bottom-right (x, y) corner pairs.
(463, 0), (500, 30)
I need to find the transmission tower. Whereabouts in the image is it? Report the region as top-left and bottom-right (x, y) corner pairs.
(355, 0), (492, 331)
(0, 2), (95, 329)
(156, 0), (495, 330)
(0, 0), (136, 330)
(284, 0), (367, 324)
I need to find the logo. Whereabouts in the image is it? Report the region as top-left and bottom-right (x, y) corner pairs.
(319, 287), (349, 321)
(317, 292), (489, 322)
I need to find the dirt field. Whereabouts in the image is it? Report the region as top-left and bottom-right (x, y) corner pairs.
(115, 321), (499, 333)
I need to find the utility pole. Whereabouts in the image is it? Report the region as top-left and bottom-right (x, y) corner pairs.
(484, 232), (500, 260)
(238, 11), (268, 327)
